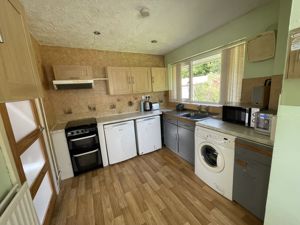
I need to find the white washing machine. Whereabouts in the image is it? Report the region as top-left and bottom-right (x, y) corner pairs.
(195, 126), (236, 200)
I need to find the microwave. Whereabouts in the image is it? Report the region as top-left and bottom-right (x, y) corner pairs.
(254, 112), (273, 135)
(222, 105), (260, 127)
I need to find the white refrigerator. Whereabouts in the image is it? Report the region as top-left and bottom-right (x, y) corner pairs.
(104, 120), (137, 164)
(135, 116), (162, 155)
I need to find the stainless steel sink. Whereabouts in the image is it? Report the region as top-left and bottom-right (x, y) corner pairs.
(180, 112), (209, 120)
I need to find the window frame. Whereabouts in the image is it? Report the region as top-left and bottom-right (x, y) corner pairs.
(177, 50), (223, 105)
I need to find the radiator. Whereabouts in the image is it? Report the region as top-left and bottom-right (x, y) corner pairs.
(0, 183), (39, 225)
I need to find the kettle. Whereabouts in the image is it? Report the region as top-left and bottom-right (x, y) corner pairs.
(144, 96), (152, 111)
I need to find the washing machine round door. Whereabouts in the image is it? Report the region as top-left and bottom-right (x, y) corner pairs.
(199, 144), (225, 173)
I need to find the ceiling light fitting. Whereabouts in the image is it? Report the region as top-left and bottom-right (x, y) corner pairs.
(93, 31), (101, 35)
(140, 7), (150, 17)
(151, 40), (158, 44)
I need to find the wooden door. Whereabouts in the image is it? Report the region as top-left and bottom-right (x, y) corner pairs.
(151, 67), (168, 92)
(131, 67), (152, 93)
(107, 67), (132, 95)
(0, 100), (56, 225)
(0, 0), (40, 102)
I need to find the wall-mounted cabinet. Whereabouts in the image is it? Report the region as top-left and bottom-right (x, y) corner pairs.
(53, 65), (93, 80)
(107, 66), (167, 95)
(151, 67), (168, 92)
(0, 0), (40, 102)
(286, 28), (300, 79)
(107, 67), (132, 95)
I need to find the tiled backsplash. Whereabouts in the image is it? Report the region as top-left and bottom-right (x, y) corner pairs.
(32, 42), (168, 126)
(49, 89), (168, 123)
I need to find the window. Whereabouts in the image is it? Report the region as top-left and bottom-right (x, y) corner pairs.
(192, 54), (221, 103)
(170, 43), (245, 104)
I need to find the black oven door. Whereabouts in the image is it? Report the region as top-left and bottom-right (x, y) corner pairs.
(71, 148), (102, 175)
(68, 134), (99, 151)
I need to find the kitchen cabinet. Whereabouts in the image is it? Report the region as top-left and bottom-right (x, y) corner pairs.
(107, 66), (168, 95)
(104, 120), (137, 164)
(163, 115), (195, 164)
(0, 0), (40, 102)
(287, 50), (300, 79)
(163, 116), (178, 154)
(233, 138), (272, 220)
(286, 28), (300, 79)
(151, 67), (168, 92)
(131, 67), (152, 93)
(50, 130), (74, 180)
(178, 121), (195, 165)
(107, 66), (152, 95)
(107, 67), (132, 95)
(53, 65), (93, 80)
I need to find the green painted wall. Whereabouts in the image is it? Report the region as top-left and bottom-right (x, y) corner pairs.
(165, 0), (280, 78)
(0, 147), (12, 202)
(280, 0), (300, 106)
(290, 0), (300, 30)
(264, 105), (300, 225)
(264, 1), (300, 224)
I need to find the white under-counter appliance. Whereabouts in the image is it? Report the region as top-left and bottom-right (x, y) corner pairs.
(195, 126), (236, 200)
(104, 120), (137, 164)
(135, 116), (162, 155)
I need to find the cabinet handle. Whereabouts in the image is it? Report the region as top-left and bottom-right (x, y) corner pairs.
(0, 32), (4, 43)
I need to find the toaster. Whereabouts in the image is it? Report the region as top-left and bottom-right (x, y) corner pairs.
(152, 102), (160, 111)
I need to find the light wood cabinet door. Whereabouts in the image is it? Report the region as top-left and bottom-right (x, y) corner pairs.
(287, 50), (300, 79)
(107, 67), (132, 95)
(53, 65), (93, 80)
(131, 67), (152, 93)
(151, 67), (168, 92)
(0, 0), (40, 102)
(287, 28), (300, 79)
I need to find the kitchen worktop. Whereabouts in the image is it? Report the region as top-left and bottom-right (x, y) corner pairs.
(196, 118), (273, 147)
(97, 110), (166, 124)
(50, 109), (173, 132)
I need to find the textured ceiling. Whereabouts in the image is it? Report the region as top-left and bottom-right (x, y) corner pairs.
(21, 0), (272, 55)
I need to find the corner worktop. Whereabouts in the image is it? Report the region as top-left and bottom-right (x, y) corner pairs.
(196, 118), (273, 147)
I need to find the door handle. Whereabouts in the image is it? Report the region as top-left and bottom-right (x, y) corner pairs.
(73, 149), (99, 157)
(106, 122), (131, 128)
(70, 134), (96, 142)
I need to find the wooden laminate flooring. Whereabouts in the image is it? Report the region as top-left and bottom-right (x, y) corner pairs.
(50, 148), (262, 225)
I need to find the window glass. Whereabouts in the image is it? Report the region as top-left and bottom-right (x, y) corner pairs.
(33, 172), (53, 224)
(180, 63), (190, 100)
(6, 100), (37, 142)
(20, 138), (45, 187)
(192, 54), (221, 103)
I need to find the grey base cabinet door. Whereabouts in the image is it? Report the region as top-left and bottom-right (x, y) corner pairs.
(163, 121), (178, 153)
(178, 127), (195, 165)
(233, 140), (272, 220)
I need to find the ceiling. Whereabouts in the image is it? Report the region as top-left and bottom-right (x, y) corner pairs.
(21, 0), (272, 55)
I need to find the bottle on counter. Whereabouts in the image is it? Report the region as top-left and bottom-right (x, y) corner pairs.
(140, 96), (145, 112)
